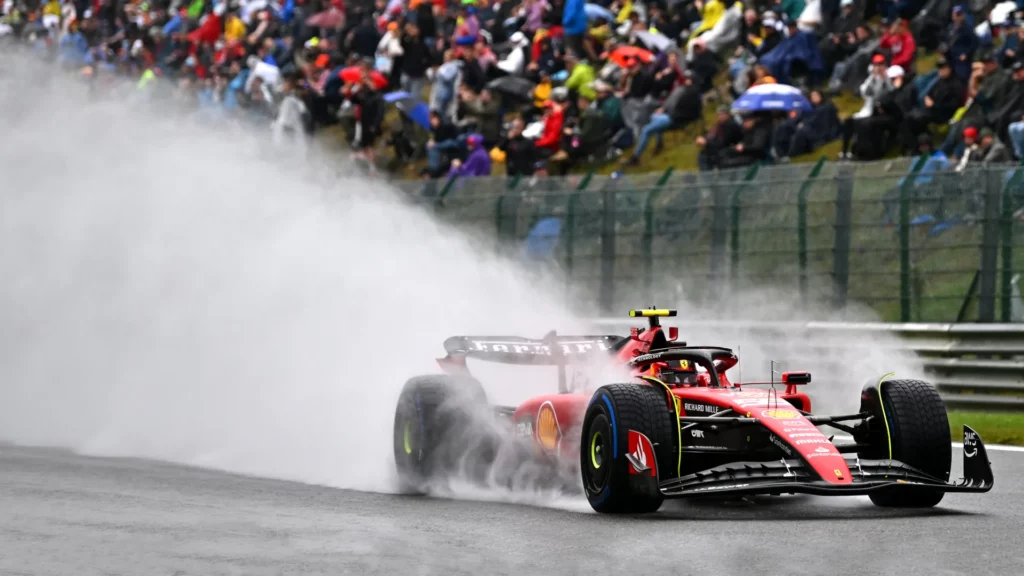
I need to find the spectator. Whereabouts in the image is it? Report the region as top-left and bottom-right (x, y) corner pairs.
(499, 118), (538, 177)
(943, 50), (1009, 155)
(425, 109), (460, 176)
(840, 62), (902, 159)
(399, 21), (431, 97)
(459, 87), (502, 148)
(697, 105), (744, 171)
(563, 50), (596, 101)
(773, 89), (840, 159)
(901, 57), (966, 152)
(620, 72), (702, 166)
(535, 100), (566, 158)
(820, 0), (863, 76)
(944, 5), (980, 82)
(718, 113), (773, 168)
(448, 133), (492, 176)
(879, 18), (916, 71)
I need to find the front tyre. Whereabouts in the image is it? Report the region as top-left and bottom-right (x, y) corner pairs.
(859, 378), (951, 508)
(580, 383), (679, 514)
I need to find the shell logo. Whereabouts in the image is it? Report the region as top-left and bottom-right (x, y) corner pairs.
(536, 402), (561, 451)
(762, 409), (800, 420)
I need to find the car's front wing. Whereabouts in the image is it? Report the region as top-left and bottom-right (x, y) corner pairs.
(659, 426), (994, 498)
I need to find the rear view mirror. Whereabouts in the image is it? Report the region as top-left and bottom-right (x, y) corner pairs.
(782, 371), (811, 385)
(667, 326), (678, 341)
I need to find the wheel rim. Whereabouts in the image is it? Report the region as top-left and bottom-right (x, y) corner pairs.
(584, 414), (611, 494)
(403, 420), (414, 455)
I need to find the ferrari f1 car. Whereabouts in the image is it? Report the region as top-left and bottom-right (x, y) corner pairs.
(393, 309), (994, 513)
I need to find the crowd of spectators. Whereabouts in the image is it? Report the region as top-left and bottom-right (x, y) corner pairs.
(6, 0), (1024, 183)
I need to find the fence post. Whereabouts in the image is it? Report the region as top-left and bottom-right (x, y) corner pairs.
(1001, 166), (1023, 321)
(979, 168), (1003, 323)
(563, 171), (595, 305)
(495, 175), (522, 241)
(832, 165), (854, 310)
(730, 164), (761, 283)
(643, 168), (675, 302)
(798, 158), (827, 304)
(438, 173), (460, 201)
(899, 155), (929, 322)
(599, 182), (617, 314)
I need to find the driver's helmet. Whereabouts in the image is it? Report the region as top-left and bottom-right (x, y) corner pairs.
(652, 359), (701, 386)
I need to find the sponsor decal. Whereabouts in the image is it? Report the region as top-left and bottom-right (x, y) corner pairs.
(806, 446), (840, 459)
(691, 429), (705, 438)
(626, 430), (657, 476)
(794, 438), (831, 446)
(632, 351), (669, 365)
(515, 419), (534, 438)
(964, 429), (978, 458)
(736, 398), (770, 406)
(761, 409), (800, 420)
(769, 434), (793, 456)
(834, 469), (844, 479)
(536, 402), (561, 451)
(689, 445), (729, 451)
(682, 401), (720, 414)
(787, 432), (823, 439)
(468, 339), (611, 355)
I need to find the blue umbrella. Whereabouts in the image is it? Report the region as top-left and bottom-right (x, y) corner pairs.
(384, 91), (431, 130)
(584, 3), (615, 20)
(731, 83), (811, 113)
(384, 91), (412, 103)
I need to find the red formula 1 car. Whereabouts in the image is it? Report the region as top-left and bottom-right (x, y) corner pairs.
(393, 309), (994, 513)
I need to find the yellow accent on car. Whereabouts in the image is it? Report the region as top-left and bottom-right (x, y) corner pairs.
(629, 309), (677, 318)
(877, 372), (896, 461)
(537, 403), (560, 451)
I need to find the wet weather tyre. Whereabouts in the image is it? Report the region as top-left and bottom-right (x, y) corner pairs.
(580, 383), (678, 514)
(392, 375), (489, 494)
(867, 379), (951, 508)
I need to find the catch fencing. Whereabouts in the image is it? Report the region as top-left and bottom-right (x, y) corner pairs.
(586, 318), (1024, 412)
(393, 157), (1024, 324)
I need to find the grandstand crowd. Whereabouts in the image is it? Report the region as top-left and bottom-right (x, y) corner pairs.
(5, 0), (1024, 180)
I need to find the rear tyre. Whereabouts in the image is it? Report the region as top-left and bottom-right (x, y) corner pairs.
(860, 378), (951, 508)
(580, 383), (679, 514)
(392, 375), (491, 494)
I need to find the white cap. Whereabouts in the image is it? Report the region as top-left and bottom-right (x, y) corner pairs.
(886, 65), (905, 78)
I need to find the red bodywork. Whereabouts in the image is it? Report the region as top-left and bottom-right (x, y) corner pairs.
(443, 323), (854, 485)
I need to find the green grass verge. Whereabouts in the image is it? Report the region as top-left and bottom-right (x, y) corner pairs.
(948, 410), (1024, 446)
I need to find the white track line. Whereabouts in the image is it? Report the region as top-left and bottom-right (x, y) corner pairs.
(951, 442), (1024, 453)
(832, 435), (1024, 453)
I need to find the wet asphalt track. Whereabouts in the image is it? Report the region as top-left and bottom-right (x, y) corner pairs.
(1, 443), (1022, 576)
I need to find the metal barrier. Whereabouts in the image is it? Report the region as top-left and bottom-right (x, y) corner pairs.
(398, 158), (1024, 324)
(587, 317), (1024, 412)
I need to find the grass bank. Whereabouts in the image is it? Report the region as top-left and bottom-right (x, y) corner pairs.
(949, 410), (1024, 446)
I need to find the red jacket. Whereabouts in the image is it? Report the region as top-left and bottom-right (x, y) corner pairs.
(880, 30), (915, 68)
(535, 107), (564, 152)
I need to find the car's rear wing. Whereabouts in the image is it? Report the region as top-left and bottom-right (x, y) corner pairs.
(442, 333), (623, 365)
(438, 332), (624, 393)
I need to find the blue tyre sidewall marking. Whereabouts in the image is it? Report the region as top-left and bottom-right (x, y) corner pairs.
(591, 394), (616, 506)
